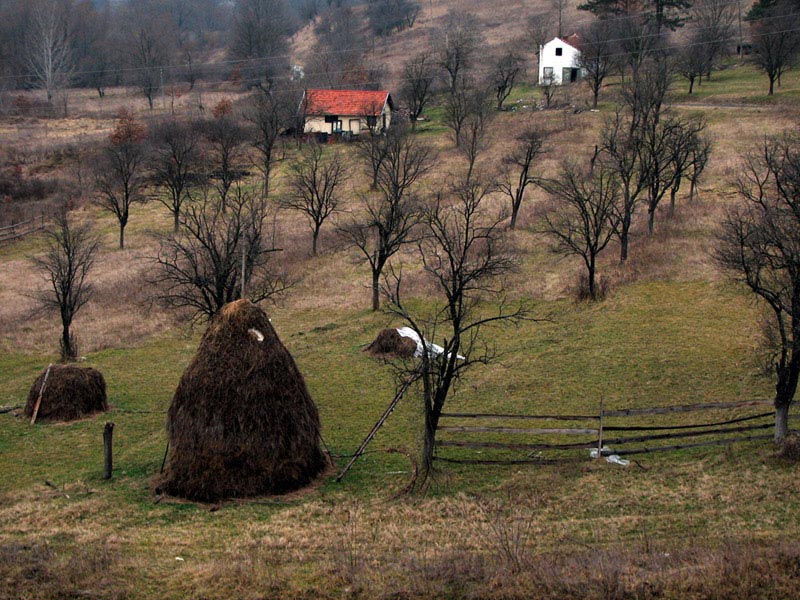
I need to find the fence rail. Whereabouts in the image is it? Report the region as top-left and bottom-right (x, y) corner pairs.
(435, 399), (781, 465)
(0, 214), (46, 245)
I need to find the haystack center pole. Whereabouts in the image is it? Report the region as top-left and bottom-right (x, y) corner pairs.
(30, 363), (53, 425)
(335, 371), (419, 482)
(241, 240), (246, 299)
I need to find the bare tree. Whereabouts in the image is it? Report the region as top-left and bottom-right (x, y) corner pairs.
(128, 22), (169, 110)
(400, 53), (435, 129)
(443, 75), (491, 154)
(340, 131), (432, 310)
(282, 143), (347, 256)
(526, 12), (553, 64)
(95, 110), (149, 249)
(436, 10), (483, 93)
(204, 103), (248, 212)
(26, 0), (73, 103)
(598, 57), (672, 260)
(714, 134), (800, 441)
(668, 121), (710, 216)
(245, 86), (293, 198)
(367, 0), (420, 36)
(152, 187), (288, 321)
(386, 178), (529, 479)
(676, 33), (707, 94)
(540, 163), (621, 300)
(579, 18), (618, 109)
(32, 211), (99, 361)
(354, 130), (391, 191)
(499, 127), (547, 230)
(690, 0), (737, 79)
(459, 85), (494, 183)
(552, 0), (569, 37)
(229, 0), (293, 86)
(540, 72), (558, 109)
(492, 47), (526, 111)
(641, 115), (707, 234)
(150, 117), (203, 233)
(306, 6), (374, 88)
(749, 0), (800, 95)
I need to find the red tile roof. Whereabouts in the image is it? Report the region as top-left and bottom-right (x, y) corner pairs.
(563, 34), (583, 52)
(304, 89), (391, 117)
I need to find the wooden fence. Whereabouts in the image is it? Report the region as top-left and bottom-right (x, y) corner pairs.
(434, 399), (778, 465)
(0, 214), (46, 245)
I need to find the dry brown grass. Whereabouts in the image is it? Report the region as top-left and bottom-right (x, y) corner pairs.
(3, 457), (800, 600)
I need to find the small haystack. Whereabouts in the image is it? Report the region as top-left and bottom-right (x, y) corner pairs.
(364, 328), (417, 359)
(159, 299), (326, 502)
(24, 365), (107, 423)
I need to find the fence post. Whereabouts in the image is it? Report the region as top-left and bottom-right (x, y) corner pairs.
(103, 422), (114, 479)
(597, 397), (604, 458)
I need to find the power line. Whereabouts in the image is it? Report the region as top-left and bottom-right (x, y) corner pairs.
(0, 4), (796, 90)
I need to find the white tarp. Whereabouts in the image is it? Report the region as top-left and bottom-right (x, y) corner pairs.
(396, 327), (465, 360)
(589, 446), (630, 466)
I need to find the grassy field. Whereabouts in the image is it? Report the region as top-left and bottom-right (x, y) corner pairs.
(2, 54), (800, 597)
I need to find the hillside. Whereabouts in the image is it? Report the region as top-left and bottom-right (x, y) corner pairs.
(3, 2), (800, 597)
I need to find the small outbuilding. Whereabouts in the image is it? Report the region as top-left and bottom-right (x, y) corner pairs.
(538, 35), (584, 85)
(301, 89), (393, 136)
(159, 300), (326, 502)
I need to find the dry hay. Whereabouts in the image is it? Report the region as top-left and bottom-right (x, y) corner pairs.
(364, 328), (417, 359)
(24, 365), (107, 423)
(159, 299), (326, 502)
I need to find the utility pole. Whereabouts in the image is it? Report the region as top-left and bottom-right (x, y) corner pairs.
(160, 68), (166, 110)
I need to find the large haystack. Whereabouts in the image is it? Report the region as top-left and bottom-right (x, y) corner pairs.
(24, 365), (107, 423)
(364, 328), (417, 359)
(160, 299), (326, 502)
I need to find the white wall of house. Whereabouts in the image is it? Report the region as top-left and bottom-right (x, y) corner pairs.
(538, 37), (582, 85)
(304, 107), (392, 135)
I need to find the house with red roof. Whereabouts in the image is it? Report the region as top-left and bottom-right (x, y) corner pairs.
(300, 89), (394, 136)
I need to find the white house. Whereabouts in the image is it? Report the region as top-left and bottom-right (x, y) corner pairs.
(538, 35), (584, 85)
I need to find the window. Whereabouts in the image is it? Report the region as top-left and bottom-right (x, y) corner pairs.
(555, 47), (563, 56)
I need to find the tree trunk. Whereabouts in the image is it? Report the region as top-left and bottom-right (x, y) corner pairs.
(421, 403), (438, 477)
(510, 190), (524, 230)
(61, 323), (74, 362)
(312, 228), (319, 256)
(688, 76), (695, 95)
(620, 214), (631, 262)
(648, 206), (656, 235)
(775, 402), (790, 442)
(119, 223), (125, 249)
(775, 361), (799, 441)
(669, 187), (678, 218)
(769, 75), (776, 96)
(173, 209), (180, 233)
(371, 269), (380, 311)
(588, 260), (596, 301)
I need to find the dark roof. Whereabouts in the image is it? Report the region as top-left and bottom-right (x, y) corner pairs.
(303, 89), (391, 116)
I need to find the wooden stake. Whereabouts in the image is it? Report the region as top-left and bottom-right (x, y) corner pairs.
(597, 397), (604, 458)
(30, 364), (53, 425)
(103, 422), (114, 480)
